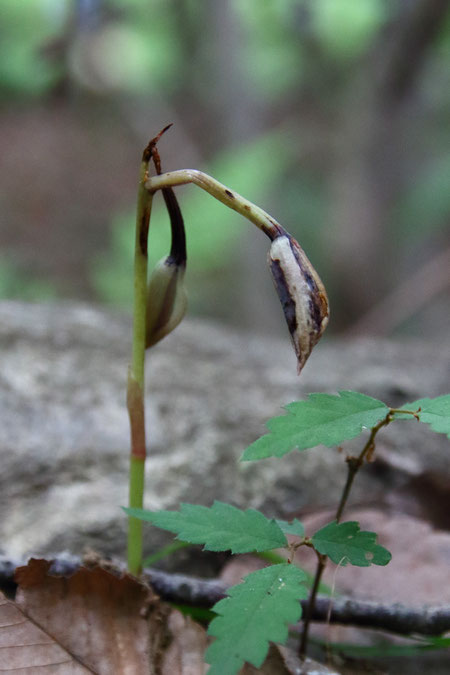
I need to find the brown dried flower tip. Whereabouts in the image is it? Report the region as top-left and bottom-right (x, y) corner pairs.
(268, 234), (329, 374)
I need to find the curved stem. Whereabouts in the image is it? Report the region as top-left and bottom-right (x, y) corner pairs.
(146, 169), (284, 240)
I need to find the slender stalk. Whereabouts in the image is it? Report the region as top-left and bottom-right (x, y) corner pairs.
(335, 408), (419, 522)
(299, 551), (327, 657)
(146, 170), (284, 240)
(335, 414), (392, 522)
(142, 540), (191, 567)
(127, 158), (153, 575)
(299, 410), (395, 658)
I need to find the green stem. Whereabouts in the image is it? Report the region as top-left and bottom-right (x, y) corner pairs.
(127, 159), (153, 575)
(128, 456), (146, 573)
(142, 540), (191, 567)
(146, 170), (284, 240)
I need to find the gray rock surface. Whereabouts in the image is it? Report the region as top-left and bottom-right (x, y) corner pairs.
(0, 301), (448, 561)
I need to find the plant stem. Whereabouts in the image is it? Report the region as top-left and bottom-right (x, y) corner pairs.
(142, 540), (191, 567)
(335, 414), (391, 522)
(299, 411), (393, 658)
(127, 158), (153, 576)
(299, 551), (327, 657)
(146, 170), (284, 240)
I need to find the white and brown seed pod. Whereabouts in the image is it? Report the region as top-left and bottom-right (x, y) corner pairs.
(268, 234), (329, 374)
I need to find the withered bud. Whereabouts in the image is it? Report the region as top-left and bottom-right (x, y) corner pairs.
(145, 256), (187, 348)
(145, 135), (188, 349)
(268, 234), (329, 373)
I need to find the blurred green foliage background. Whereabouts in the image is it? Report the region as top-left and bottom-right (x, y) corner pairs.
(0, 0), (449, 339)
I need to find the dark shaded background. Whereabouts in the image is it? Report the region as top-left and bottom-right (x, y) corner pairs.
(1, 0), (449, 340)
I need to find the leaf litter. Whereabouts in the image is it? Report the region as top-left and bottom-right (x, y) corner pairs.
(2, 558), (209, 674)
(2, 557), (307, 674)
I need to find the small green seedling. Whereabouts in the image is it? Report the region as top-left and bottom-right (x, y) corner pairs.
(124, 128), (450, 672)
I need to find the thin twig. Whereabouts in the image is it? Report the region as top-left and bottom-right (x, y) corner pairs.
(335, 413), (392, 522)
(2, 555), (449, 637)
(299, 551), (327, 656)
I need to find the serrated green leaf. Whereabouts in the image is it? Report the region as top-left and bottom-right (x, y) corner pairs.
(395, 395), (450, 437)
(241, 391), (389, 461)
(206, 563), (308, 675)
(275, 518), (304, 537)
(123, 501), (287, 553)
(312, 520), (391, 567)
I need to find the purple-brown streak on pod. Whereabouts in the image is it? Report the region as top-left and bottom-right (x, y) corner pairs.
(145, 134), (188, 349)
(268, 233), (329, 374)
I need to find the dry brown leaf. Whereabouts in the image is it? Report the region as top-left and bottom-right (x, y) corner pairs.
(276, 646), (343, 674)
(239, 645), (295, 674)
(13, 558), (209, 675)
(160, 610), (208, 675)
(0, 589), (92, 674)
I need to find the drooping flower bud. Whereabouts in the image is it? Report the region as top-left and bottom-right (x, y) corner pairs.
(145, 256), (187, 348)
(268, 234), (329, 373)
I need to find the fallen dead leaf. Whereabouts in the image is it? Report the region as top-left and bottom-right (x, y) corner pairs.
(161, 610), (208, 675)
(240, 644), (308, 674)
(0, 589), (91, 674)
(277, 646), (343, 674)
(12, 558), (209, 674)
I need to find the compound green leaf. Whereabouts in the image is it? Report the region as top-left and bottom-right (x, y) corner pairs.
(241, 391), (389, 461)
(206, 563), (308, 675)
(395, 395), (450, 437)
(312, 521), (391, 567)
(123, 501), (287, 553)
(275, 518), (304, 537)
